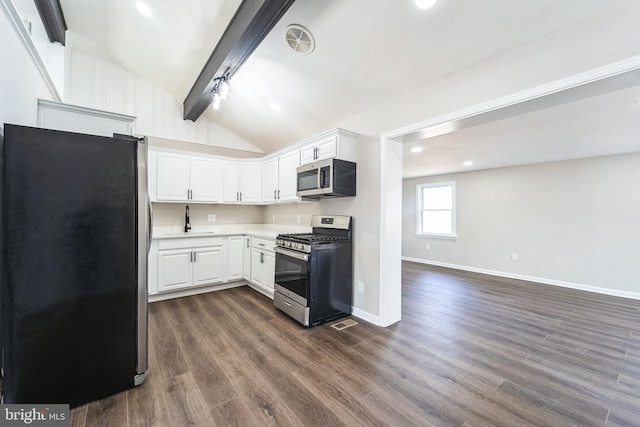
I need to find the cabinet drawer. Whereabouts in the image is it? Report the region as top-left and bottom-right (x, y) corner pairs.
(274, 291), (309, 326)
(252, 237), (275, 251)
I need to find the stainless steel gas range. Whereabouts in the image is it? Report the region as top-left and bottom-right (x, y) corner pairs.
(274, 215), (353, 327)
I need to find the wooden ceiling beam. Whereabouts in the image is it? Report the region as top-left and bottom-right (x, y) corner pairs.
(34, 0), (67, 45)
(183, 0), (296, 121)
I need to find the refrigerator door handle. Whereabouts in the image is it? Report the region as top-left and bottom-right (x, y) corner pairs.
(135, 136), (149, 381)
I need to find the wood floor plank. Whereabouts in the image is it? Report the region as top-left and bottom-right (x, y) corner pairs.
(84, 391), (128, 427)
(163, 372), (216, 426)
(72, 262), (640, 426)
(209, 397), (260, 427)
(125, 371), (171, 427)
(69, 405), (87, 427)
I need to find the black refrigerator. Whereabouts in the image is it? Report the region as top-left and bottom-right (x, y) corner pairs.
(0, 124), (149, 406)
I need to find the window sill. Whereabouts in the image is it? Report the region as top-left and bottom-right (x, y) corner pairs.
(416, 233), (458, 240)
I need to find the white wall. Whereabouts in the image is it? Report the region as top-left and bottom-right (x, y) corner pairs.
(0, 0), (56, 130)
(333, 2), (640, 325)
(402, 153), (640, 297)
(64, 48), (263, 153)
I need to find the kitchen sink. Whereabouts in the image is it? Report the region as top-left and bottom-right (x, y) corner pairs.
(161, 231), (216, 236)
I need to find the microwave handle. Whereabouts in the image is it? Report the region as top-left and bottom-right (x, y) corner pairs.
(317, 167), (321, 190)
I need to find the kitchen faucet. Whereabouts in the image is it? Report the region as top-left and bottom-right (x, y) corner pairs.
(184, 205), (191, 232)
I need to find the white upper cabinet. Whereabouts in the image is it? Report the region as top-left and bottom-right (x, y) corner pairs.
(240, 162), (262, 203)
(261, 149), (300, 204)
(156, 152), (222, 202)
(222, 161), (241, 202)
(156, 153), (190, 201)
(262, 157), (279, 202)
(223, 161), (262, 203)
(278, 149), (300, 201)
(300, 129), (358, 166)
(151, 129), (357, 205)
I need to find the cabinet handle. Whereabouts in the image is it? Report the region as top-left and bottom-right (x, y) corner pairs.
(274, 189), (276, 199)
(313, 147), (317, 159)
(277, 190), (280, 200)
(246, 238), (250, 248)
(194, 252), (197, 263)
(260, 252), (264, 263)
(240, 192), (242, 201)
(190, 251), (193, 262)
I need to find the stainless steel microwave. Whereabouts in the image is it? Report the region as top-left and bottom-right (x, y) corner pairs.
(296, 158), (356, 199)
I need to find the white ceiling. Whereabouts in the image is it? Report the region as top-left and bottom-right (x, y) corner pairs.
(53, 0), (640, 176)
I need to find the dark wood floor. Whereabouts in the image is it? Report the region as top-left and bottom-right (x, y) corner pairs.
(70, 262), (640, 426)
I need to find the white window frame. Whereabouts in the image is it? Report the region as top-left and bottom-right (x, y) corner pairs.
(416, 181), (457, 239)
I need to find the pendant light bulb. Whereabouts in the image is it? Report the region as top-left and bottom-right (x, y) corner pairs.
(219, 80), (230, 100)
(212, 93), (222, 110)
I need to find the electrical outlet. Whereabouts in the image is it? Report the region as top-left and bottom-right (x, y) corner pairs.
(297, 214), (301, 223)
(425, 243), (430, 250)
(272, 214), (276, 222)
(357, 282), (365, 294)
(511, 253), (519, 261)
(207, 214), (216, 222)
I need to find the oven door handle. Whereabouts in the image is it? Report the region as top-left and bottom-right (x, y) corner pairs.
(275, 247), (309, 262)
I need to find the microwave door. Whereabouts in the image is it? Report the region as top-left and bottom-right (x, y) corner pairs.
(298, 168), (319, 192)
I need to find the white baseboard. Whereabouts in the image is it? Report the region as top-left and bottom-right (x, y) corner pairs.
(351, 307), (382, 326)
(402, 256), (640, 300)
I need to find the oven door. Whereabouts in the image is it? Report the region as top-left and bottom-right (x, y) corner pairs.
(274, 247), (309, 305)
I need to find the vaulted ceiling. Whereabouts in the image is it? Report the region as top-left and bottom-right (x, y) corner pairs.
(54, 0), (640, 176)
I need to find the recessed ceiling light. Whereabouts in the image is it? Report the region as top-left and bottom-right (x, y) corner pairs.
(411, 147), (423, 153)
(136, 1), (152, 17)
(463, 161), (473, 166)
(415, 0), (438, 10)
(270, 102), (281, 112)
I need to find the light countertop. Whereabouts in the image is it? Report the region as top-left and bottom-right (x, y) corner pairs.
(152, 224), (310, 240)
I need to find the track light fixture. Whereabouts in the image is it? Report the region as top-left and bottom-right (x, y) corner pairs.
(211, 73), (231, 110)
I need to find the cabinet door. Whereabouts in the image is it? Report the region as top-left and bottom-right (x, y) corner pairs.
(251, 248), (264, 286)
(278, 149), (300, 201)
(227, 236), (244, 281)
(190, 157), (222, 202)
(261, 157), (279, 202)
(157, 249), (193, 292)
(156, 153), (190, 201)
(300, 143), (317, 165)
(316, 135), (338, 161)
(240, 162), (262, 203)
(223, 161), (240, 202)
(263, 251), (275, 289)
(243, 237), (251, 281)
(193, 247), (224, 286)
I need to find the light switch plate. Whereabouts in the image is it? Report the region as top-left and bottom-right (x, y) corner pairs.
(208, 214), (216, 222)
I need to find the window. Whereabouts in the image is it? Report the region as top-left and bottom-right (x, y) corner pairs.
(417, 182), (456, 237)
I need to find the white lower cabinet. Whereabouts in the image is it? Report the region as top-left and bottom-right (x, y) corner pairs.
(249, 237), (275, 298)
(150, 236), (243, 296)
(157, 249), (193, 292)
(193, 247), (224, 286)
(227, 235), (244, 281)
(157, 244), (223, 293)
(243, 236), (252, 281)
(149, 234), (274, 299)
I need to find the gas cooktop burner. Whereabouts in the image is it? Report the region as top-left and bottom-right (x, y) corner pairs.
(277, 233), (348, 243)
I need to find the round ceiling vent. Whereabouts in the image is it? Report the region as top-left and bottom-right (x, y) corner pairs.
(284, 24), (315, 54)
